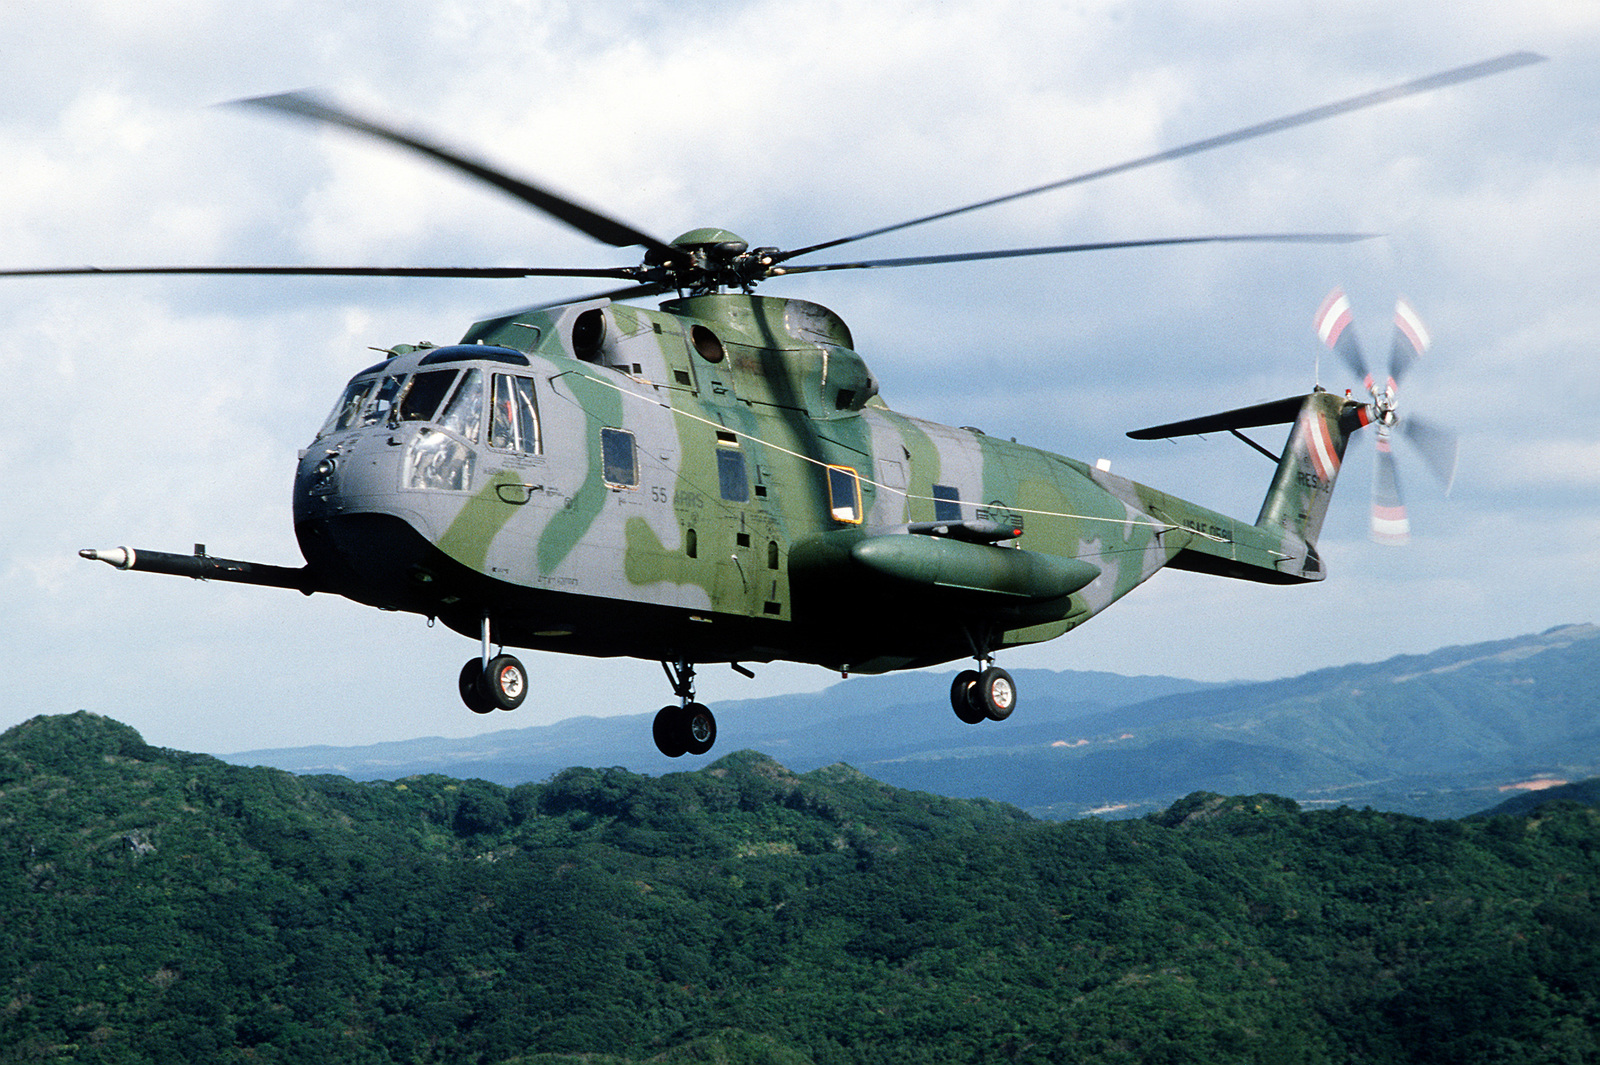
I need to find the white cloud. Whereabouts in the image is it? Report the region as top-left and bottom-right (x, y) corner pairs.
(1, 0), (1594, 754)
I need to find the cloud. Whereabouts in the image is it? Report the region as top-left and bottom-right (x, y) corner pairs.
(1, 0), (1594, 754)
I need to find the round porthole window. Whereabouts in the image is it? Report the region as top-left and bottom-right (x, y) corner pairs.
(691, 324), (725, 364)
(573, 308), (606, 359)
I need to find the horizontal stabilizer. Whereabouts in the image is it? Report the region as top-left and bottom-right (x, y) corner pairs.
(1126, 394), (1309, 440)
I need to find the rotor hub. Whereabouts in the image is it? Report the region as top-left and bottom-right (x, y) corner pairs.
(637, 229), (780, 295)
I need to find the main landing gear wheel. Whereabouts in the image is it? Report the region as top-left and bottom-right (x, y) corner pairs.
(460, 659), (494, 714)
(950, 665), (1017, 723)
(975, 665), (1016, 721)
(950, 670), (988, 724)
(458, 654), (528, 713)
(484, 654), (528, 710)
(653, 702), (717, 758)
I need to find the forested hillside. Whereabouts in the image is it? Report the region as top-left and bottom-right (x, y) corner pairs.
(5, 713), (1598, 1064)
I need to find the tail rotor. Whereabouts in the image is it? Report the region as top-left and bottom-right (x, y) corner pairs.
(1315, 289), (1459, 544)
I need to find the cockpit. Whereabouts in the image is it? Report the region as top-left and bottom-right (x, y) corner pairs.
(316, 345), (528, 438)
(310, 345), (542, 494)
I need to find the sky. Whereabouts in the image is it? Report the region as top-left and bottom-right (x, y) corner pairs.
(1, 0), (1595, 756)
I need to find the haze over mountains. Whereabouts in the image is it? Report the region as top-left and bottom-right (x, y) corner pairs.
(228, 623), (1600, 820)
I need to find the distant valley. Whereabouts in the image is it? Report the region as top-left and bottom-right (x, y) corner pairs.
(227, 623), (1600, 820)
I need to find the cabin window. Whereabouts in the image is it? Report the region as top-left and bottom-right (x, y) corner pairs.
(601, 427), (638, 487)
(933, 483), (962, 522)
(396, 370), (458, 422)
(716, 448), (749, 502)
(489, 374), (542, 454)
(436, 369), (483, 443)
(826, 465), (862, 524)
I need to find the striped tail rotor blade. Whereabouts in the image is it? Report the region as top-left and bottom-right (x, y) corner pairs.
(1388, 296), (1430, 390)
(1315, 288), (1372, 388)
(1400, 414), (1460, 493)
(1371, 430), (1411, 545)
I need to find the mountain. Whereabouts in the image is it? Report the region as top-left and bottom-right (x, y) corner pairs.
(5, 712), (1598, 1064)
(227, 667), (1219, 795)
(227, 624), (1600, 820)
(1474, 776), (1600, 818)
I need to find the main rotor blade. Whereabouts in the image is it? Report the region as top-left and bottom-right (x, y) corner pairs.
(232, 92), (676, 256)
(778, 52), (1544, 264)
(0, 265), (643, 280)
(775, 232), (1375, 275)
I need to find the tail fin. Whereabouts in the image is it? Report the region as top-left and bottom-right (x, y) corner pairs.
(1255, 389), (1372, 544)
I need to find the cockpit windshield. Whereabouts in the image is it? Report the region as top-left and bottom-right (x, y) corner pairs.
(320, 376), (378, 437)
(317, 368), (475, 439)
(397, 370), (458, 422)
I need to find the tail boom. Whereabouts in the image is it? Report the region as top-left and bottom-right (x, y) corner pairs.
(1126, 389), (1371, 585)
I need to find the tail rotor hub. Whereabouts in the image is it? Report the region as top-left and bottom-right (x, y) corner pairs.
(1372, 386), (1399, 427)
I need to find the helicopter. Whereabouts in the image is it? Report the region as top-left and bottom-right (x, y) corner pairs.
(20, 52), (1537, 758)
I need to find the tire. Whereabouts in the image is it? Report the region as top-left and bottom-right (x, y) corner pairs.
(484, 654), (528, 710)
(683, 703), (717, 756)
(950, 669), (987, 724)
(459, 659), (494, 714)
(653, 705), (688, 758)
(977, 666), (1016, 721)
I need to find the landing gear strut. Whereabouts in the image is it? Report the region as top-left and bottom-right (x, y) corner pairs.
(950, 645), (1016, 724)
(459, 613), (528, 714)
(653, 660), (717, 758)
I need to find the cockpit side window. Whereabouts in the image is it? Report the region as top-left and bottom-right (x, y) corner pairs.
(489, 374), (542, 455)
(437, 369), (484, 444)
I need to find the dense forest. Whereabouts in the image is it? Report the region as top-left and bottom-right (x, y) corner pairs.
(4, 712), (1598, 1063)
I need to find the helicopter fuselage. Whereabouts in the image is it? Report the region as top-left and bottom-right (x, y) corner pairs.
(288, 292), (1330, 679)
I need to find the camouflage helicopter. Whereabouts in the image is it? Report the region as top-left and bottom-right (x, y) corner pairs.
(23, 53), (1536, 757)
